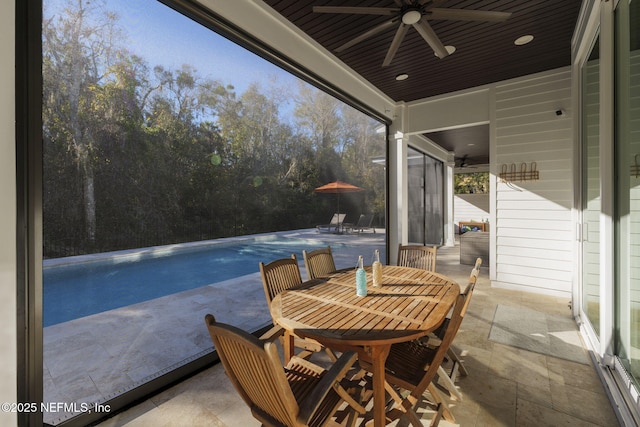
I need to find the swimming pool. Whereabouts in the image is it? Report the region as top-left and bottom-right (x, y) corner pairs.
(43, 236), (346, 326)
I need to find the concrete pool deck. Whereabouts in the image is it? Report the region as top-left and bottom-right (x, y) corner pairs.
(42, 228), (386, 425)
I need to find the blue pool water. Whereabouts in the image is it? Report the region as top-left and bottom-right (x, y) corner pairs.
(43, 237), (343, 327)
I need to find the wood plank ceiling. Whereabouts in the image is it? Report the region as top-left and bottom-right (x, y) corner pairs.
(261, 0), (582, 103)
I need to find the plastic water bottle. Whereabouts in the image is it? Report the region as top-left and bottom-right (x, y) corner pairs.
(372, 249), (382, 287)
(356, 255), (367, 296)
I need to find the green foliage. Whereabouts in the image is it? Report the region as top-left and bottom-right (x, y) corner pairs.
(454, 172), (490, 194)
(42, 1), (386, 257)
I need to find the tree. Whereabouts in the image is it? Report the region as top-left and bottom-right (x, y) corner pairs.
(293, 83), (345, 185)
(340, 105), (386, 219)
(42, 1), (387, 255)
(454, 172), (490, 194)
(43, 0), (125, 245)
(143, 65), (232, 240)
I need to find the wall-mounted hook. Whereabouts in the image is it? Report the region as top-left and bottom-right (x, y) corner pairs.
(498, 162), (540, 186)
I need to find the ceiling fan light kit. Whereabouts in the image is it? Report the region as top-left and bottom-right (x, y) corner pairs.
(401, 9), (422, 25)
(313, 1), (512, 67)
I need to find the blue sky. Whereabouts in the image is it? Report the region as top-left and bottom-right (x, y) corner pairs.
(45, 0), (298, 95)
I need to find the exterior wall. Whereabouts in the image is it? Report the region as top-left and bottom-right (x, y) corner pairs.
(1, 0), (17, 425)
(492, 68), (574, 297)
(454, 194), (489, 230)
(403, 67), (574, 297)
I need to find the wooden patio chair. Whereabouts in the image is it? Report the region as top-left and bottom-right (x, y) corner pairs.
(359, 259), (479, 427)
(303, 246), (337, 280)
(260, 255), (304, 305)
(260, 255), (336, 361)
(397, 244), (438, 272)
(439, 258), (482, 376)
(204, 314), (366, 427)
(430, 258), (482, 401)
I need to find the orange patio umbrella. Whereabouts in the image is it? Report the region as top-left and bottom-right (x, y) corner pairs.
(314, 180), (364, 215)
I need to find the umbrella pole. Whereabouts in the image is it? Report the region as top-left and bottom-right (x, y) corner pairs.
(336, 193), (340, 233)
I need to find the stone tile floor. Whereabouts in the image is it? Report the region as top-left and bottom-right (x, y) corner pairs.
(93, 238), (621, 427)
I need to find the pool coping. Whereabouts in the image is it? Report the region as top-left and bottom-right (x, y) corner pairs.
(43, 229), (316, 267)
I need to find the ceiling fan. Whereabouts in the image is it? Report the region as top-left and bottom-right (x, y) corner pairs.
(313, 1), (512, 67)
(455, 154), (480, 169)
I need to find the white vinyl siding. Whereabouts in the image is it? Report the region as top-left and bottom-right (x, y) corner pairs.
(453, 194), (489, 230)
(493, 68), (574, 297)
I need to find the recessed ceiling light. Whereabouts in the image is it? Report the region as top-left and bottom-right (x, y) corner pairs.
(514, 35), (534, 46)
(395, 73), (409, 81)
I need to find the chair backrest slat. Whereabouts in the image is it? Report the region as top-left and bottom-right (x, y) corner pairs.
(303, 246), (337, 280)
(397, 244), (437, 271)
(260, 254), (303, 305)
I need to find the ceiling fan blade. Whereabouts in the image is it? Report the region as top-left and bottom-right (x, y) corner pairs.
(312, 6), (399, 16)
(382, 23), (409, 67)
(335, 19), (397, 53)
(413, 19), (449, 58)
(429, 8), (512, 22)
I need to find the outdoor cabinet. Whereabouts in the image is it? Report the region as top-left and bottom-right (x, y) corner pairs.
(460, 231), (489, 265)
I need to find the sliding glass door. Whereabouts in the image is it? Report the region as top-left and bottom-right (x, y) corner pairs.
(616, 0), (640, 388)
(581, 33), (601, 335)
(407, 147), (443, 245)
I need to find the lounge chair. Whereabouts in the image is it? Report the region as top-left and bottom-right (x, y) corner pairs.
(347, 213), (375, 234)
(316, 213), (346, 233)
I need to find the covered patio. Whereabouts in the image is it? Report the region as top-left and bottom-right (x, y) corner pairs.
(4, 0), (638, 426)
(96, 240), (618, 427)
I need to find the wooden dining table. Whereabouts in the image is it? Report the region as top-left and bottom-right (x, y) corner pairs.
(269, 265), (460, 427)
